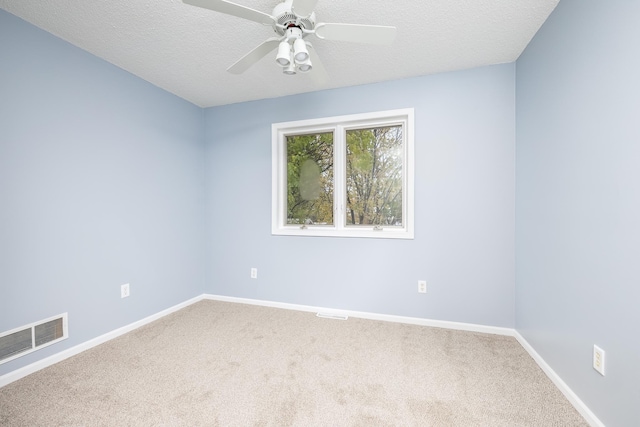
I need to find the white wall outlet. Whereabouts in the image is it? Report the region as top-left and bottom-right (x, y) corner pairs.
(418, 280), (427, 293)
(250, 268), (258, 279)
(120, 283), (130, 299)
(593, 345), (605, 376)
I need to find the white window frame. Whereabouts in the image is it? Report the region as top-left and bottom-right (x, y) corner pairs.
(272, 108), (414, 239)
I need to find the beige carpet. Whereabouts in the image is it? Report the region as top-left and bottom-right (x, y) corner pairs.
(0, 300), (587, 426)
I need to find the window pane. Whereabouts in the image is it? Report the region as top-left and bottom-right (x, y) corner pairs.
(346, 126), (403, 226)
(286, 133), (334, 225)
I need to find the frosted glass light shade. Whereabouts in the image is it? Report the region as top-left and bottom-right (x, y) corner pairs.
(297, 57), (312, 72)
(283, 62), (296, 75)
(293, 38), (309, 63)
(276, 41), (291, 66)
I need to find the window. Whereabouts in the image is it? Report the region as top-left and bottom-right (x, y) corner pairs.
(272, 108), (414, 239)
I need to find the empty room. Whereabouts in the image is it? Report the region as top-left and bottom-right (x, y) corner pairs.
(0, 0), (637, 425)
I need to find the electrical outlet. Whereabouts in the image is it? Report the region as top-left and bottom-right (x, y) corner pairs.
(250, 268), (258, 279)
(593, 345), (605, 376)
(418, 280), (427, 293)
(121, 283), (130, 299)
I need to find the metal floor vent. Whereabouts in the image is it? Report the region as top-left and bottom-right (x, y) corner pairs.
(316, 312), (348, 320)
(0, 313), (68, 365)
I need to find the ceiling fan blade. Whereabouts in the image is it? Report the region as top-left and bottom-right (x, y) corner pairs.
(306, 42), (328, 84)
(183, 0), (274, 25)
(291, 0), (319, 18)
(314, 23), (397, 45)
(227, 37), (281, 74)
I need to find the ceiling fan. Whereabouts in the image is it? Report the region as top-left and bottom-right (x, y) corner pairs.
(183, 0), (397, 76)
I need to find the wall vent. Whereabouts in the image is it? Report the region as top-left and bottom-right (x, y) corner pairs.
(0, 313), (68, 365)
(316, 312), (348, 320)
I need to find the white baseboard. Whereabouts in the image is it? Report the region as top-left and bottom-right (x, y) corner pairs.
(514, 332), (605, 427)
(0, 292), (605, 427)
(0, 295), (204, 388)
(202, 294), (514, 336)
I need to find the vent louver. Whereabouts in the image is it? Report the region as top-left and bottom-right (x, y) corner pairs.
(0, 328), (32, 361)
(0, 314), (67, 365)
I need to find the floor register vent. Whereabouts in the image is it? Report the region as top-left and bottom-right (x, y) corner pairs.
(0, 313), (68, 365)
(316, 312), (348, 321)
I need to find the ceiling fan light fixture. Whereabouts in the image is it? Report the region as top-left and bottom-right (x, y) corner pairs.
(283, 62), (297, 75)
(297, 57), (312, 73)
(276, 41), (291, 66)
(293, 38), (309, 63)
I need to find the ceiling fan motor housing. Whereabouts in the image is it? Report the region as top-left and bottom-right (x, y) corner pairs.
(272, 0), (316, 37)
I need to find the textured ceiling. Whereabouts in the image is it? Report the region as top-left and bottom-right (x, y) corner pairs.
(0, 0), (559, 108)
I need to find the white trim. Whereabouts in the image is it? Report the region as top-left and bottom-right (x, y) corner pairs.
(272, 108), (415, 239)
(0, 295), (203, 388)
(514, 332), (605, 427)
(202, 294), (513, 336)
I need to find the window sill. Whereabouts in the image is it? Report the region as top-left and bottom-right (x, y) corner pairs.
(272, 227), (414, 240)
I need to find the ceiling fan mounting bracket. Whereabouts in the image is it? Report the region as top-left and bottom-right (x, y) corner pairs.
(271, 0), (315, 37)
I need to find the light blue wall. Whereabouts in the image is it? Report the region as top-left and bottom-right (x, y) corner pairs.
(516, 1), (640, 425)
(205, 64), (516, 327)
(6, 3), (634, 423)
(0, 10), (206, 376)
